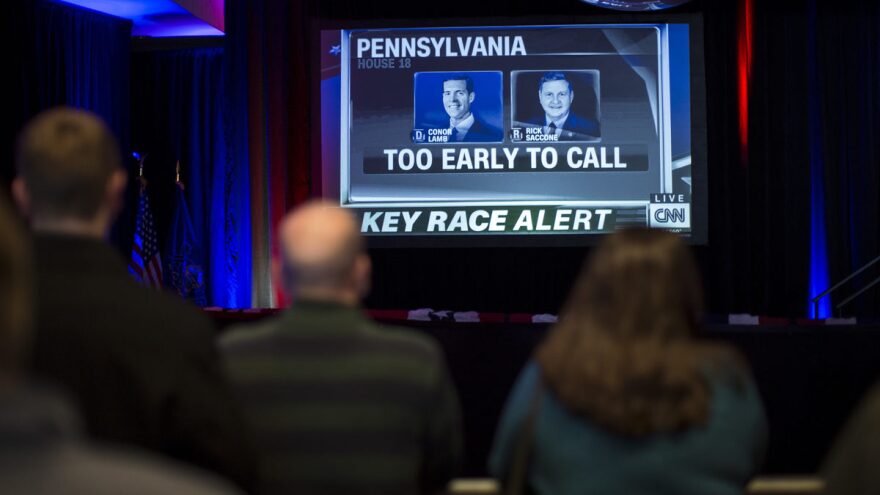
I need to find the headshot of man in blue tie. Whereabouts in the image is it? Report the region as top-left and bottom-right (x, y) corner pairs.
(528, 71), (600, 141)
(440, 75), (503, 143)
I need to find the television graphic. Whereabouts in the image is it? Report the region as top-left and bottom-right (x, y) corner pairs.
(320, 22), (706, 245)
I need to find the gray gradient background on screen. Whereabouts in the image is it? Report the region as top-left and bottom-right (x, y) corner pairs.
(343, 26), (672, 205)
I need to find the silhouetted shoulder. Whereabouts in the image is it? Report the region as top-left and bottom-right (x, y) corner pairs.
(219, 319), (281, 352)
(47, 444), (242, 495)
(822, 381), (880, 495)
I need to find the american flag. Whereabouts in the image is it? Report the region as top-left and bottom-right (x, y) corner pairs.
(129, 181), (163, 289)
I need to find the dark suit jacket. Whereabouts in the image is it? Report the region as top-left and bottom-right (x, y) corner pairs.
(526, 111), (601, 141)
(30, 234), (255, 491)
(424, 113), (503, 143)
(460, 114), (503, 142)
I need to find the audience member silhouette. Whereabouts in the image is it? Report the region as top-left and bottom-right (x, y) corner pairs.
(12, 107), (254, 490)
(222, 201), (462, 495)
(490, 228), (767, 495)
(0, 190), (241, 494)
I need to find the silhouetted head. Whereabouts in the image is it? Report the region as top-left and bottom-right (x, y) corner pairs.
(278, 201), (370, 306)
(565, 228), (703, 341)
(14, 107), (127, 237)
(538, 228), (743, 436)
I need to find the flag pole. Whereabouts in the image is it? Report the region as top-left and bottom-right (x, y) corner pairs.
(128, 152), (163, 290)
(134, 152), (148, 190)
(176, 160), (185, 190)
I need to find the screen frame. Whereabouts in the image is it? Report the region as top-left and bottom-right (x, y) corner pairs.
(310, 12), (708, 247)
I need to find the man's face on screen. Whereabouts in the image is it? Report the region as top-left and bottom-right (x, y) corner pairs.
(539, 79), (573, 121)
(442, 79), (474, 121)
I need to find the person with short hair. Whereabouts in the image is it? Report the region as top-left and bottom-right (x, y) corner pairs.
(0, 190), (240, 495)
(437, 74), (503, 142)
(490, 228), (766, 495)
(526, 71), (600, 140)
(12, 107), (255, 491)
(222, 201), (462, 495)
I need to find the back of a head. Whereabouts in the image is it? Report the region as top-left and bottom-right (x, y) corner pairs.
(15, 107), (121, 222)
(0, 192), (30, 379)
(278, 201), (366, 301)
(537, 228), (728, 436)
(574, 228), (703, 340)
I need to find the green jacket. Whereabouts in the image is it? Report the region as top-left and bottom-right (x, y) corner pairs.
(221, 300), (462, 495)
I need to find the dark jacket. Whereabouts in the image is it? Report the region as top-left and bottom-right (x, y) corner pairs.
(526, 112), (601, 141)
(423, 113), (503, 143)
(822, 380), (880, 495)
(0, 385), (241, 495)
(460, 115), (504, 142)
(221, 300), (462, 495)
(30, 233), (255, 491)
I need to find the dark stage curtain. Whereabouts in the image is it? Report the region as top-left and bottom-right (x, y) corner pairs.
(226, 0), (880, 317)
(226, 0), (314, 307)
(812, 1), (880, 316)
(7, 0), (132, 248)
(699, 0), (815, 316)
(10, 0), (131, 148)
(131, 47), (252, 308)
(709, 0), (880, 317)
